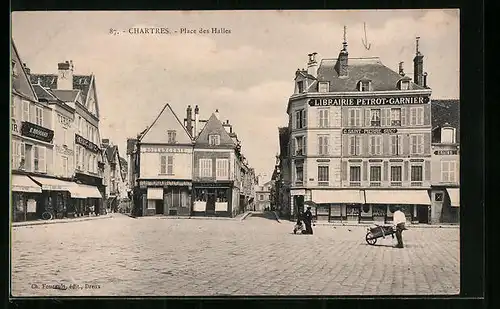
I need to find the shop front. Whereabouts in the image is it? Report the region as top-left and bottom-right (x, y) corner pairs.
(70, 182), (104, 217)
(192, 181), (233, 217)
(74, 172), (104, 215)
(139, 179), (192, 216)
(29, 175), (79, 219)
(364, 189), (432, 224)
(430, 187), (459, 224)
(310, 190), (365, 223)
(11, 173), (43, 222)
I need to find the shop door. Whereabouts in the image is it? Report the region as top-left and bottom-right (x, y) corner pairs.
(170, 188), (180, 215)
(155, 200), (163, 214)
(417, 205), (429, 224)
(206, 193), (216, 215)
(294, 195), (304, 218)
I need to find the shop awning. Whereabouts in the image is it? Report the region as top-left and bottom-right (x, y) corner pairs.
(11, 175), (42, 193)
(311, 190), (365, 204)
(291, 189), (306, 196)
(365, 190), (431, 205)
(70, 183), (103, 199)
(30, 176), (74, 192)
(447, 188), (460, 207)
(147, 187), (163, 200)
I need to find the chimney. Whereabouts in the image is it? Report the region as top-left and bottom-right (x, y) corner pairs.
(194, 105), (200, 138)
(186, 105), (193, 136)
(307, 52), (318, 77)
(215, 109), (220, 119)
(23, 63), (31, 75)
(423, 72), (428, 88)
(101, 138), (110, 148)
(398, 61), (405, 76)
(413, 37), (424, 87)
(337, 26), (349, 77)
(57, 60), (74, 90)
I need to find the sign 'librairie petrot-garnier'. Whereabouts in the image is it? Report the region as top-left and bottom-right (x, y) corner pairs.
(308, 96), (430, 107)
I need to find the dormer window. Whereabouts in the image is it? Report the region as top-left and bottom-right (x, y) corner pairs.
(398, 77), (412, 90)
(167, 130), (177, 143)
(209, 134), (220, 146)
(318, 82), (329, 93)
(297, 81), (304, 93)
(358, 80), (371, 91)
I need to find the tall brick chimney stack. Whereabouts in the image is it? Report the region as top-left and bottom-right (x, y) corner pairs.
(337, 25), (349, 77)
(186, 105), (193, 136)
(413, 37), (424, 87)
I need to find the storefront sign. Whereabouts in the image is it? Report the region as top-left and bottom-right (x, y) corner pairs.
(27, 199), (36, 213)
(141, 146), (190, 153)
(20, 122), (54, 143)
(308, 96), (429, 107)
(342, 128), (398, 134)
(11, 120), (19, 134)
(139, 179), (192, 189)
(434, 150), (458, 155)
(75, 134), (100, 153)
(193, 182), (232, 188)
(74, 172), (103, 186)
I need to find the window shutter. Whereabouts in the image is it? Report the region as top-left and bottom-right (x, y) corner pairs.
(424, 160), (431, 181)
(303, 136), (307, 155)
(424, 105), (431, 126)
(423, 133), (431, 155)
(362, 135), (369, 156)
(167, 156), (173, 174)
(417, 107), (424, 125)
(325, 136), (330, 155)
(318, 136), (322, 155)
(383, 161), (389, 181)
(364, 109), (371, 126)
(325, 109), (330, 127)
(302, 109), (307, 128)
(362, 161), (368, 181)
(317, 110), (321, 127)
(355, 109), (361, 127)
(343, 135), (349, 156)
(341, 161), (348, 181)
(404, 161), (409, 181)
(400, 107), (407, 126)
(342, 108), (349, 126)
(402, 134), (410, 155)
(291, 138), (295, 156)
(382, 135), (390, 155)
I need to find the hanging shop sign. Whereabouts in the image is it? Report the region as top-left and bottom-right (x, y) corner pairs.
(342, 128), (398, 134)
(75, 134), (100, 153)
(20, 122), (54, 143)
(139, 179), (192, 189)
(308, 96), (430, 107)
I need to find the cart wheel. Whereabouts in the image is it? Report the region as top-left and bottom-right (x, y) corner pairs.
(365, 232), (377, 245)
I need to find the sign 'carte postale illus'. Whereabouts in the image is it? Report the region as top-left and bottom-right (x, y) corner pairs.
(308, 96), (430, 107)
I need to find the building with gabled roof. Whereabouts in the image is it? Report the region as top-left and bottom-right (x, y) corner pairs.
(101, 139), (129, 212)
(134, 103), (194, 216)
(285, 28), (437, 224)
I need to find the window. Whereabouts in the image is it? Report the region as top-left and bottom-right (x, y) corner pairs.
(441, 161), (457, 182)
(22, 101), (30, 122)
(82, 150), (86, 171)
(410, 107), (424, 126)
(348, 108), (361, 127)
(35, 106), (43, 126)
(369, 135), (382, 155)
(62, 156), (68, 176)
(359, 81), (371, 91)
(391, 166), (402, 182)
(318, 109), (329, 127)
(33, 146), (45, 172)
(199, 159), (212, 177)
(12, 61), (18, 77)
(410, 134), (424, 154)
(167, 130), (177, 144)
(390, 135), (403, 155)
(209, 134), (220, 146)
(318, 166), (329, 183)
(167, 156), (174, 175)
(78, 116), (82, 134)
(75, 146), (81, 169)
(216, 159), (229, 180)
(295, 164), (303, 183)
(295, 109), (307, 129)
(295, 136), (305, 155)
(349, 166), (361, 182)
(370, 109), (381, 126)
(160, 155), (174, 175)
(11, 96), (16, 119)
(297, 81), (304, 93)
(348, 136), (361, 156)
(62, 128), (67, 146)
(411, 165), (423, 182)
(318, 135), (329, 155)
(259, 194), (264, 201)
(11, 140), (20, 169)
(370, 166), (382, 183)
(391, 108), (401, 126)
(400, 80), (410, 90)
(318, 82), (329, 93)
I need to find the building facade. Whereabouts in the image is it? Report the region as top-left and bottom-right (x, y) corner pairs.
(137, 104), (193, 216)
(286, 34), (434, 224)
(11, 40), (56, 222)
(102, 139), (128, 212)
(30, 60), (105, 216)
(255, 179), (273, 212)
(430, 100), (460, 224)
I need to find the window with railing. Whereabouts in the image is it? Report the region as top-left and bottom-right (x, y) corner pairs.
(391, 165), (402, 186)
(295, 164), (303, 184)
(411, 165), (423, 186)
(370, 166), (381, 186)
(295, 136), (305, 156)
(318, 165), (329, 186)
(349, 166), (361, 186)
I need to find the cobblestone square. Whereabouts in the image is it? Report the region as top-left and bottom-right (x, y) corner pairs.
(11, 214), (460, 296)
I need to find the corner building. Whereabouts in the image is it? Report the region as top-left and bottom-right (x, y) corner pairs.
(288, 35), (433, 224)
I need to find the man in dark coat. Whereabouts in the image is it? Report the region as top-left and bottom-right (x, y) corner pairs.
(303, 206), (314, 234)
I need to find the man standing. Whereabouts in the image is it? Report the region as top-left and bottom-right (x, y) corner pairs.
(393, 206), (407, 248)
(303, 206), (314, 235)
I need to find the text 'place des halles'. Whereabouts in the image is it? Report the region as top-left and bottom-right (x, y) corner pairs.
(10, 15), (460, 297)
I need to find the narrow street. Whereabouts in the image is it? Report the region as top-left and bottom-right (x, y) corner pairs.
(11, 215), (460, 296)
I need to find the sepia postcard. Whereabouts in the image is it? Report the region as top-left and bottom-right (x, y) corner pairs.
(10, 9), (460, 297)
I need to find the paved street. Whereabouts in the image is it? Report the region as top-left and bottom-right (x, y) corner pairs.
(11, 213), (459, 296)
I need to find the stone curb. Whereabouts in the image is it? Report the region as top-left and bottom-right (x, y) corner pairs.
(157, 216), (236, 221)
(306, 222), (459, 229)
(12, 214), (114, 228)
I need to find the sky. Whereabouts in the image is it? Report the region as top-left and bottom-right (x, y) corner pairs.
(11, 9), (459, 178)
